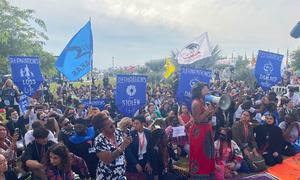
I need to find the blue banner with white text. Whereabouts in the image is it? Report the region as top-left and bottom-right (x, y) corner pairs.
(55, 21), (93, 81)
(116, 75), (147, 117)
(81, 99), (106, 110)
(176, 67), (212, 110)
(255, 50), (283, 91)
(9, 56), (44, 97)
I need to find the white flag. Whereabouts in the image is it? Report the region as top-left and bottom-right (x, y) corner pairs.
(177, 32), (212, 64)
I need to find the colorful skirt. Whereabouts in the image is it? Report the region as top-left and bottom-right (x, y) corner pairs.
(189, 123), (215, 178)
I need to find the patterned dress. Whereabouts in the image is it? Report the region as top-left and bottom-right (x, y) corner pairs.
(189, 99), (215, 179)
(94, 129), (126, 180)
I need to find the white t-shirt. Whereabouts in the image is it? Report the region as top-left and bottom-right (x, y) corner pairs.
(24, 129), (57, 146)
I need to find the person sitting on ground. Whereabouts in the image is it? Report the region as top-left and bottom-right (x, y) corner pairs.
(117, 117), (132, 134)
(68, 121), (97, 179)
(6, 109), (27, 139)
(0, 154), (18, 180)
(279, 113), (300, 156)
(57, 117), (74, 149)
(125, 115), (153, 179)
(24, 120), (57, 146)
(254, 113), (284, 166)
(22, 127), (56, 180)
(215, 128), (243, 179)
(45, 143), (74, 180)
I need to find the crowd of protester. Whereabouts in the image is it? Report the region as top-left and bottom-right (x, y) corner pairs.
(0, 75), (299, 180)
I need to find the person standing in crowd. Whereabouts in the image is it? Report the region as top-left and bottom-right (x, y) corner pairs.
(254, 113), (284, 166)
(189, 83), (215, 179)
(125, 115), (153, 180)
(92, 112), (132, 180)
(45, 143), (74, 180)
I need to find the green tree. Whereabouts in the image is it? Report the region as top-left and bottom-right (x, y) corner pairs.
(0, 0), (56, 77)
(145, 59), (165, 73)
(233, 55), (255, 88)
(291, 49), (300, 72)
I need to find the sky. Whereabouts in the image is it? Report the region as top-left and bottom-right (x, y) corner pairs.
(10, 0), (300, 69)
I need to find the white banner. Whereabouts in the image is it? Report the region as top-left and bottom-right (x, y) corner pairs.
(177, 32), (212, 64)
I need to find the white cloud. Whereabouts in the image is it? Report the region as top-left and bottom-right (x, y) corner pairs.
(9, 0), (300, 68)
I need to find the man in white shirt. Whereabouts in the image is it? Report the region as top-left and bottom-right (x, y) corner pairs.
(24, 120), (57, 146)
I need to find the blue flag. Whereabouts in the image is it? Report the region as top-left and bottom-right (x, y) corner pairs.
(81, 99), (106, 110)
(176, 67), (212, 109)
(116, 75), (147, 117)
(8, 56), (44, 97)
(255, 50), (283, 91)
(55, 21), (93, 81)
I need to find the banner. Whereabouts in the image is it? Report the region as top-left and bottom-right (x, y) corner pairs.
(81, 99), (106, 110)
(177, 32), (212, 64)
(176, 67), (212, 109)
(19, 94), (30, 114)
(255, 50), (283, 91)
(116, 75), (147, 117)
(8, 56), (44, 97)
(163, 57), (175, 79)
(55, 21), (93, 81)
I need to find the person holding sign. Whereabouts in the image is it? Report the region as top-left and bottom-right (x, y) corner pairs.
(189, 82), (215, 179)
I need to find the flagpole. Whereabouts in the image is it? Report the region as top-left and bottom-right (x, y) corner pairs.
(89, 17), (93, 104)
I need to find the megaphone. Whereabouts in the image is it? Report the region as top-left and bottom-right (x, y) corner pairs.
(205, 94), (231, 110)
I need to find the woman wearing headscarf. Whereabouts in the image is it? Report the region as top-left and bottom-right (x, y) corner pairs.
(254, 113), (284, 166)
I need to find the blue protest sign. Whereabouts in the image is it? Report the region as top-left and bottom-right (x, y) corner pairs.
(19, 94), (30, 114)
(116, 75), (147, 117)
(81, 99), (106, 110)
(55, 21), (93, 81)
(255, 50), (283, 91)
(176, 67), (212, 109)
(8, 56), (44, 97)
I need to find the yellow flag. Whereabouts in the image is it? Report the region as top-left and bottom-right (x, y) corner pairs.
(163, 57), (175, 79)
